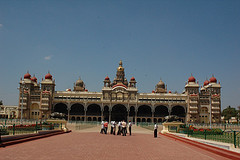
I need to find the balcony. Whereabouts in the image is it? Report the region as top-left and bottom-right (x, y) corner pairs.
(189, 100), (198, 104)
(212, 111), (220, 114)
(212, 101), (220, 104)
(212, 107), (220, 110)
(189, 111), (198, 114)
(189, 106), (198, 110)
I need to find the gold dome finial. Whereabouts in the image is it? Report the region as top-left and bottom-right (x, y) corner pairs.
(119, 60), (122, 66)
(117, 60), (124, 71)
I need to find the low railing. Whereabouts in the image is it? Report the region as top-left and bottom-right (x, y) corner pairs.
(67, 121), (101, 131)
(0, 123), (54, 136)
(137, 122), (163, 131)
(179, 128), (240, 148)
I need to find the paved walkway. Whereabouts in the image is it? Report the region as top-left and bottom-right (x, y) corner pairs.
(0, 126), (235, 160)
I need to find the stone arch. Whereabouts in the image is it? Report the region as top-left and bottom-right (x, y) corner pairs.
(71, 117), (76, 121)
(54, 103), (68, 114)
(103, 105), (109, 121)
(111, 104), (127, 121)
(142, 118), (146, 122)
(147, 118), (151, 122)
(154, 118), (157, 123)
(93, 117), (97, 121)
(70, 103), (84, 115)
(88, 117), (92, 121)
(76, 117), (80, 121)
(137, 118), (141, 122)
(87, 104), (101, 116)
(170, 105), (186, 117)
(129, 106), (135, 117)
(137, 105), (152, 117)
(154, 105), (169, 117)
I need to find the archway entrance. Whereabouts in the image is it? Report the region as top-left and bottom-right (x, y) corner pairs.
(111, 104), (127, 121)
(54, 103), (68, 114)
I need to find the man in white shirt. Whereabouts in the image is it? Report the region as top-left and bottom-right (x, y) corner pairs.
(100, 120), (104, 134)
(154, 123), (158, 138)
(128, 120), (132, 136)
(122, 120), (127, 136)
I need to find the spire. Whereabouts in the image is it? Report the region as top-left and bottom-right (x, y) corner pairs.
(119, 60), (122, 67)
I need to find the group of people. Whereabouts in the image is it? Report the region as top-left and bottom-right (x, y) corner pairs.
(100, 120), (132, 136)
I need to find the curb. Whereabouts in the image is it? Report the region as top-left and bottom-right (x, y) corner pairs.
(161, 133), (240, 160)
(0, 130), (71, 147)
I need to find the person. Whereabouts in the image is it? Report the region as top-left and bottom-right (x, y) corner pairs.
(154, 123), (158, 138)
(113, 121), (116, 135)
(128, 120), (132, 136)
(110, 121), (114, 134)
(104, 121), (108, 134)
(122, 120), (127, 136)
(100, 120), (105, 134)
(117, 121), (122, 135)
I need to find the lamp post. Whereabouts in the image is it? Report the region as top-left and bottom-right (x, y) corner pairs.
(208, 84), (213, 129)
(20, 82), (24, 124)
(19, 81), (28, 124)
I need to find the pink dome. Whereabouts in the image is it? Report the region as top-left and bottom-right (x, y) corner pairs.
(188, 75), (196, 83)
(31, 76), (37, 82)
(105, 76), (110, 80)
(24, 72), (31, 79)
(203, 80), (209, 86)
(131, 77), (135, 81)
(45, 73), (52, 80)
(209, 76), (217, 83)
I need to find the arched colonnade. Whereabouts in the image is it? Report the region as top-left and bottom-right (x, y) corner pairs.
(53, 103), (186, 123)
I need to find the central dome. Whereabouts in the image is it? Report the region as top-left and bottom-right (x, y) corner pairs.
(157, 80), (165, 88)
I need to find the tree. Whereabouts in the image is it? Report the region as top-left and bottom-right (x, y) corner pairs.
(222, 106), (237, 123)
(0, 100), (2, 105)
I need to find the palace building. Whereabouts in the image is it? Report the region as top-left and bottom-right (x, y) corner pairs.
(18, 61), (221, 123)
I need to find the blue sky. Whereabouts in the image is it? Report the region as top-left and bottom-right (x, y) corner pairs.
(0, 0), (239, 110)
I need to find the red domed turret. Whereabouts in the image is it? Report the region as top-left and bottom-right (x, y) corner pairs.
(31, 76), (37, 82)
(130, 77), (135, 81)
(169, 90), (172, 93)
(188, 75), (196, 83)
(45, 73), (52, 80)
(209, 76), (217, 83)
(203, 80), (209, 86)
(24, 72), (31, 79)
(105, 76), (110, 80)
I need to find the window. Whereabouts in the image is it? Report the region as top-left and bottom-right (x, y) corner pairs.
(35, 112), (37, 115)
(32, 112), (34, 115)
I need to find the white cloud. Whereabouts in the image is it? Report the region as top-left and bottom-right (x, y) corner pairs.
(0, 24), (3, 28)
(44, 55), (52, 60)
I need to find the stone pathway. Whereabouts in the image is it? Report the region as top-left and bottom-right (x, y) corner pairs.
(0, 125), (235, 160)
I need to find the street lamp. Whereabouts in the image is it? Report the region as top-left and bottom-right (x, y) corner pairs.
(19, 81), (28, 124)
(207, 84), (213, 129)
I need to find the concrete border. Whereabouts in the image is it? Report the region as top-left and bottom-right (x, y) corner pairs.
(161, 133), (240, 160)
(0, 130), (71, 147)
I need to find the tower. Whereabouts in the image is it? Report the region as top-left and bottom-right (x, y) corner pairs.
(112, 60), (128, 86)
(185, 75), (199, 123)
